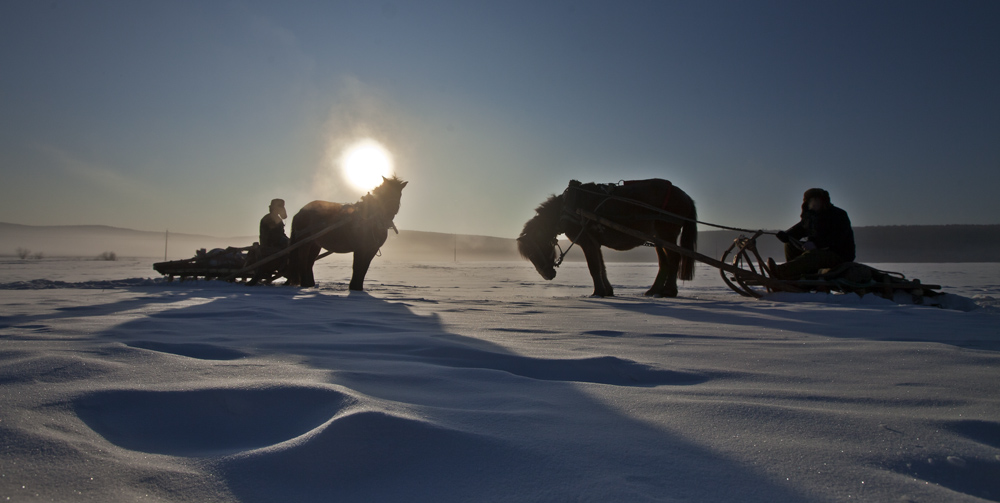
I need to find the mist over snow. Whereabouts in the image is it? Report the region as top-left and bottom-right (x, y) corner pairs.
(3, 222), (998, 264)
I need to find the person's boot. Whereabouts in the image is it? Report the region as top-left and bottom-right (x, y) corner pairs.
(766, 258), (784, 280)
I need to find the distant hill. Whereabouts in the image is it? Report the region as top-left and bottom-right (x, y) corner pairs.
(1, 222), (997, 263)
(0, 222), (253, 260)
(854, 225), (1000, 262)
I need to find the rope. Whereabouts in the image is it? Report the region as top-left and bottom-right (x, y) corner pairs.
(553, 222), (589, 266)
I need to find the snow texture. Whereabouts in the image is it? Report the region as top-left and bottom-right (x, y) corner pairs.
(1, 258), (999, 502)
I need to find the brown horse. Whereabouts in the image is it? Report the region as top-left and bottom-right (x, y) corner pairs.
(285, 176), (407, 291)
(517, 179), (697, 297)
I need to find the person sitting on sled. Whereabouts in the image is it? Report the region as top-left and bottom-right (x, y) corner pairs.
(767, 188), (855, 280)
(247, 198), (289, 285)
(260, 198), (289, 251)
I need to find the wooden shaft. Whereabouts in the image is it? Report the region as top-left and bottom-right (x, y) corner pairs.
(576, 209), (788, 289)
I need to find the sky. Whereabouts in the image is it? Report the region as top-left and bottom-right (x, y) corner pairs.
(1, 1), (998, 239)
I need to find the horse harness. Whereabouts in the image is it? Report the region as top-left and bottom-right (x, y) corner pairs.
(622, 179), (673, 211)
(295, 199), (399, 260)
(355, 201), (399, 257)
(568, 181), (772, 234)
(554, 180), (673, 266)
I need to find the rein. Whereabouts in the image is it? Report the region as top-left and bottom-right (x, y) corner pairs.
(553, 216), (592, 267)
(553, 237), (576, 267)
(566, 183), (776, 235)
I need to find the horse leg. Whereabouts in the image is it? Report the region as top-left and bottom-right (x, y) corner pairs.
(301, 244), (321, 288)
(284, 248), (302, 286)
(649, 224), (683, 297)
(646, 247), (670, 296)
(581, 242), (613, 297)
(660, 248), (681, 298)
(349, 248), (377, 291)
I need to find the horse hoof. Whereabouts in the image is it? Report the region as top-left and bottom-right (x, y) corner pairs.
(645, 289), (677, 298)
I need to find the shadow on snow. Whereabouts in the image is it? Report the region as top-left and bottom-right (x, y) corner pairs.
(46, 281), (817, 503)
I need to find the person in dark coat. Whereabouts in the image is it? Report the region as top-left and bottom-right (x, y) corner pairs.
(247, 199), (289, 285)
(260, 198), (289, 250)
(767, 188), (855, 280)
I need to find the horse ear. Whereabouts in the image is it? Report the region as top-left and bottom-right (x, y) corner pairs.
(400, 181), (408, 188)
(382, 176), (388, 183)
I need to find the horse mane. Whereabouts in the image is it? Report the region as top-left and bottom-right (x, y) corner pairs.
(374, 174), (407, 194)
(517, 193), (564, 258)
(357, 175), (407, 217)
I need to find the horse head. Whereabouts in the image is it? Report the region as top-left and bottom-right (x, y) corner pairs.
(517, 194), (564, 280)
(369, 175), (408, 217)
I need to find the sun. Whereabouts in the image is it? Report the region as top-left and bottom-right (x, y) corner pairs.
(340, 139), (394, 191)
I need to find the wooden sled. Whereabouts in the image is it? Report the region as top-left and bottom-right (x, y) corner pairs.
(152, 216), (352, 283)
(720, 232), (942, 300)
(576, 209), (942, 301)
(153, 246), (255, 282)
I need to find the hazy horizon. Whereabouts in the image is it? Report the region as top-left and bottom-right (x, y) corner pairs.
(2, 2), (998, 238)
(6, 217), (1000, 239)
(3, 220), (997, 264)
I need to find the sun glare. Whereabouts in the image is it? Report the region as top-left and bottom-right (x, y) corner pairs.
(340, 139), (394, 191)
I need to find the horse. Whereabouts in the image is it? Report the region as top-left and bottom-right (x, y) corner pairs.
(285, 176), (407, 291)
(517, 178), (697, 298)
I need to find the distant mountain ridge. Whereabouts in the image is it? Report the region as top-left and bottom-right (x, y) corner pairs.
(0, 222), (254, 260)
(1, 222), (998, 262)
(0, 221), (249, 240)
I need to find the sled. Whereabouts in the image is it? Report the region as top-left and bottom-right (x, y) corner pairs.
(152, 246), (255, 282)
(152, 217), (352, 283)
(719, 231), (942, 300)
(575, 209), (943, 301)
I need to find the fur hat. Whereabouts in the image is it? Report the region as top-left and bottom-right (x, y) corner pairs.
(269, 199), (287, 219)
(802, 188), (830, 204)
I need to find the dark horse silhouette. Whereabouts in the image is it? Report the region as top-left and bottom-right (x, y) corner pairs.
(285, 176), (407, 291)
(518, 179), (697, 298)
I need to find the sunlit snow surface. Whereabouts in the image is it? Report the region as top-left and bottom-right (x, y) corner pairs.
(1, 259), (998, 502)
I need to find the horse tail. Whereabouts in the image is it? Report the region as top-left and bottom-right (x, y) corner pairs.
(679, 200), (697, 281)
